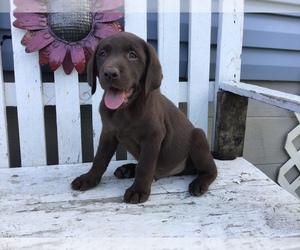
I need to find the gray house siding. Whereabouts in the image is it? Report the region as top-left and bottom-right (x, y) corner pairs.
(242, 13), (300, 81)
(146, 13), (300, 82)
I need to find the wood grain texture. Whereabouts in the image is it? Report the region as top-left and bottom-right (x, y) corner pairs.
(214, 91), (248, 157)
(0, 158), (299, 240)
(212, 0), (244, 147)
(220, 81), (300, 113)
(2, 238), (300, 250)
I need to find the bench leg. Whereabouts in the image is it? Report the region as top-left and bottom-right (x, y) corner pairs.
(213, 91), (248, 157)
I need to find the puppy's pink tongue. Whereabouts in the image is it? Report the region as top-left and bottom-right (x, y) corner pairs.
(104, 88), (125, 110)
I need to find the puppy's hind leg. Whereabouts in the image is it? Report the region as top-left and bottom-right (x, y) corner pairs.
(114, 163), (137, 179)
(188, 129), (218, 196)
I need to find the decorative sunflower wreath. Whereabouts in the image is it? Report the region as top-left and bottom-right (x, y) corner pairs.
(13, 0), (124, 74)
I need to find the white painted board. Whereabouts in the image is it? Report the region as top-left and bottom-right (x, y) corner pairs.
(158, 0), (180, 106)
(220, 80), (300, 113)
(0, 158), (299, 239)
(124, 0), (147, 40)
(187, 0), (212, 133)
(10, 13), (47, 167)
(54, 68), (82, 164)
(0, 48), (9, 168)
(92, 79), (103, 157)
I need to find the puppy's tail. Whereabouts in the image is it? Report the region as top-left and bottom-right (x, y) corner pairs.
(211, 151), (236, 160)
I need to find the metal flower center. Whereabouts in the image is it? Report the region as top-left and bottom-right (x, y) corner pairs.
(47, 0), (92, 42)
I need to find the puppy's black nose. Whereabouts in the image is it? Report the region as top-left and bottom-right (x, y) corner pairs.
(104, 67), (120, 81)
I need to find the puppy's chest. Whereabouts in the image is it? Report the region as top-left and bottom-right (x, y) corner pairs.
(114, 126), (141, 159)
(109, 116), (140, 142)
(105, 108), (154, 150)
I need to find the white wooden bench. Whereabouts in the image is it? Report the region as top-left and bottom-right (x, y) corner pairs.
(1, 0), (300, 248)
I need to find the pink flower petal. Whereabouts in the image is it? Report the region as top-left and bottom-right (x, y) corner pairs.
(49, 41), (67, 71)
(93, 0), (124, 12)
(39, 46), (50, 66)
(94, 12), (124, 23)
(81, 35), (100, 55)
(21, 31), (33, 46)
(62, 51), (74, 75)
(14, 0), (47, 13)
(94, 22), (122, 39)
(84, 50), (92, 65)
(71, 45), (86, 74)
(23, 29), (55, 53)
(13, 13), (47, 30)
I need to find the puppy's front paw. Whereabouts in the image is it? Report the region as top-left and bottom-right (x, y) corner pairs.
(123, 186), (150, 204)
(188, 178), (209, 197)
(71, 173), (101, 191)
(114, 163), (136, 179)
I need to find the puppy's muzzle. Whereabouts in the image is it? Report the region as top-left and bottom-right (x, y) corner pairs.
(104, 67), (120, 81)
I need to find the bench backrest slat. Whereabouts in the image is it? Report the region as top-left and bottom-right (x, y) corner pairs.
(124, 0), (147, 39)
(10, 15), (47, 167)
(54, 68), (82, 164)
(187, 0), (212, 130)
(157, 0), (181, 106)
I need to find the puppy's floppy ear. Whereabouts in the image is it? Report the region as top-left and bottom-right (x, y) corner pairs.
(144, 43), (163, 95)
(87, 46), (99, 95)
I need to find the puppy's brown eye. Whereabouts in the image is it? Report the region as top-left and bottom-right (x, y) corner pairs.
(99, 51), (106, 58)
(128, 52), (137, 59)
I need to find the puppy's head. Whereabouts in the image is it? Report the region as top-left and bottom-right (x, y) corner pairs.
(87, 32), (163, 110)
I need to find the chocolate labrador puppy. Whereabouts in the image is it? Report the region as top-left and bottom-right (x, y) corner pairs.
(71, 32), (218, 203)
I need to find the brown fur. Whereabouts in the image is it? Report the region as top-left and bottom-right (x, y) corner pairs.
(71, 32), (218, 203)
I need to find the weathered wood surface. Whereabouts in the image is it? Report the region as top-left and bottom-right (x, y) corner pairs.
(220, 80), (300, 113)
(214, 91), (248, 157)
(1, 238), (300, 250)
(212, 0), (244, 149)
(1, 158), (299, 243)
